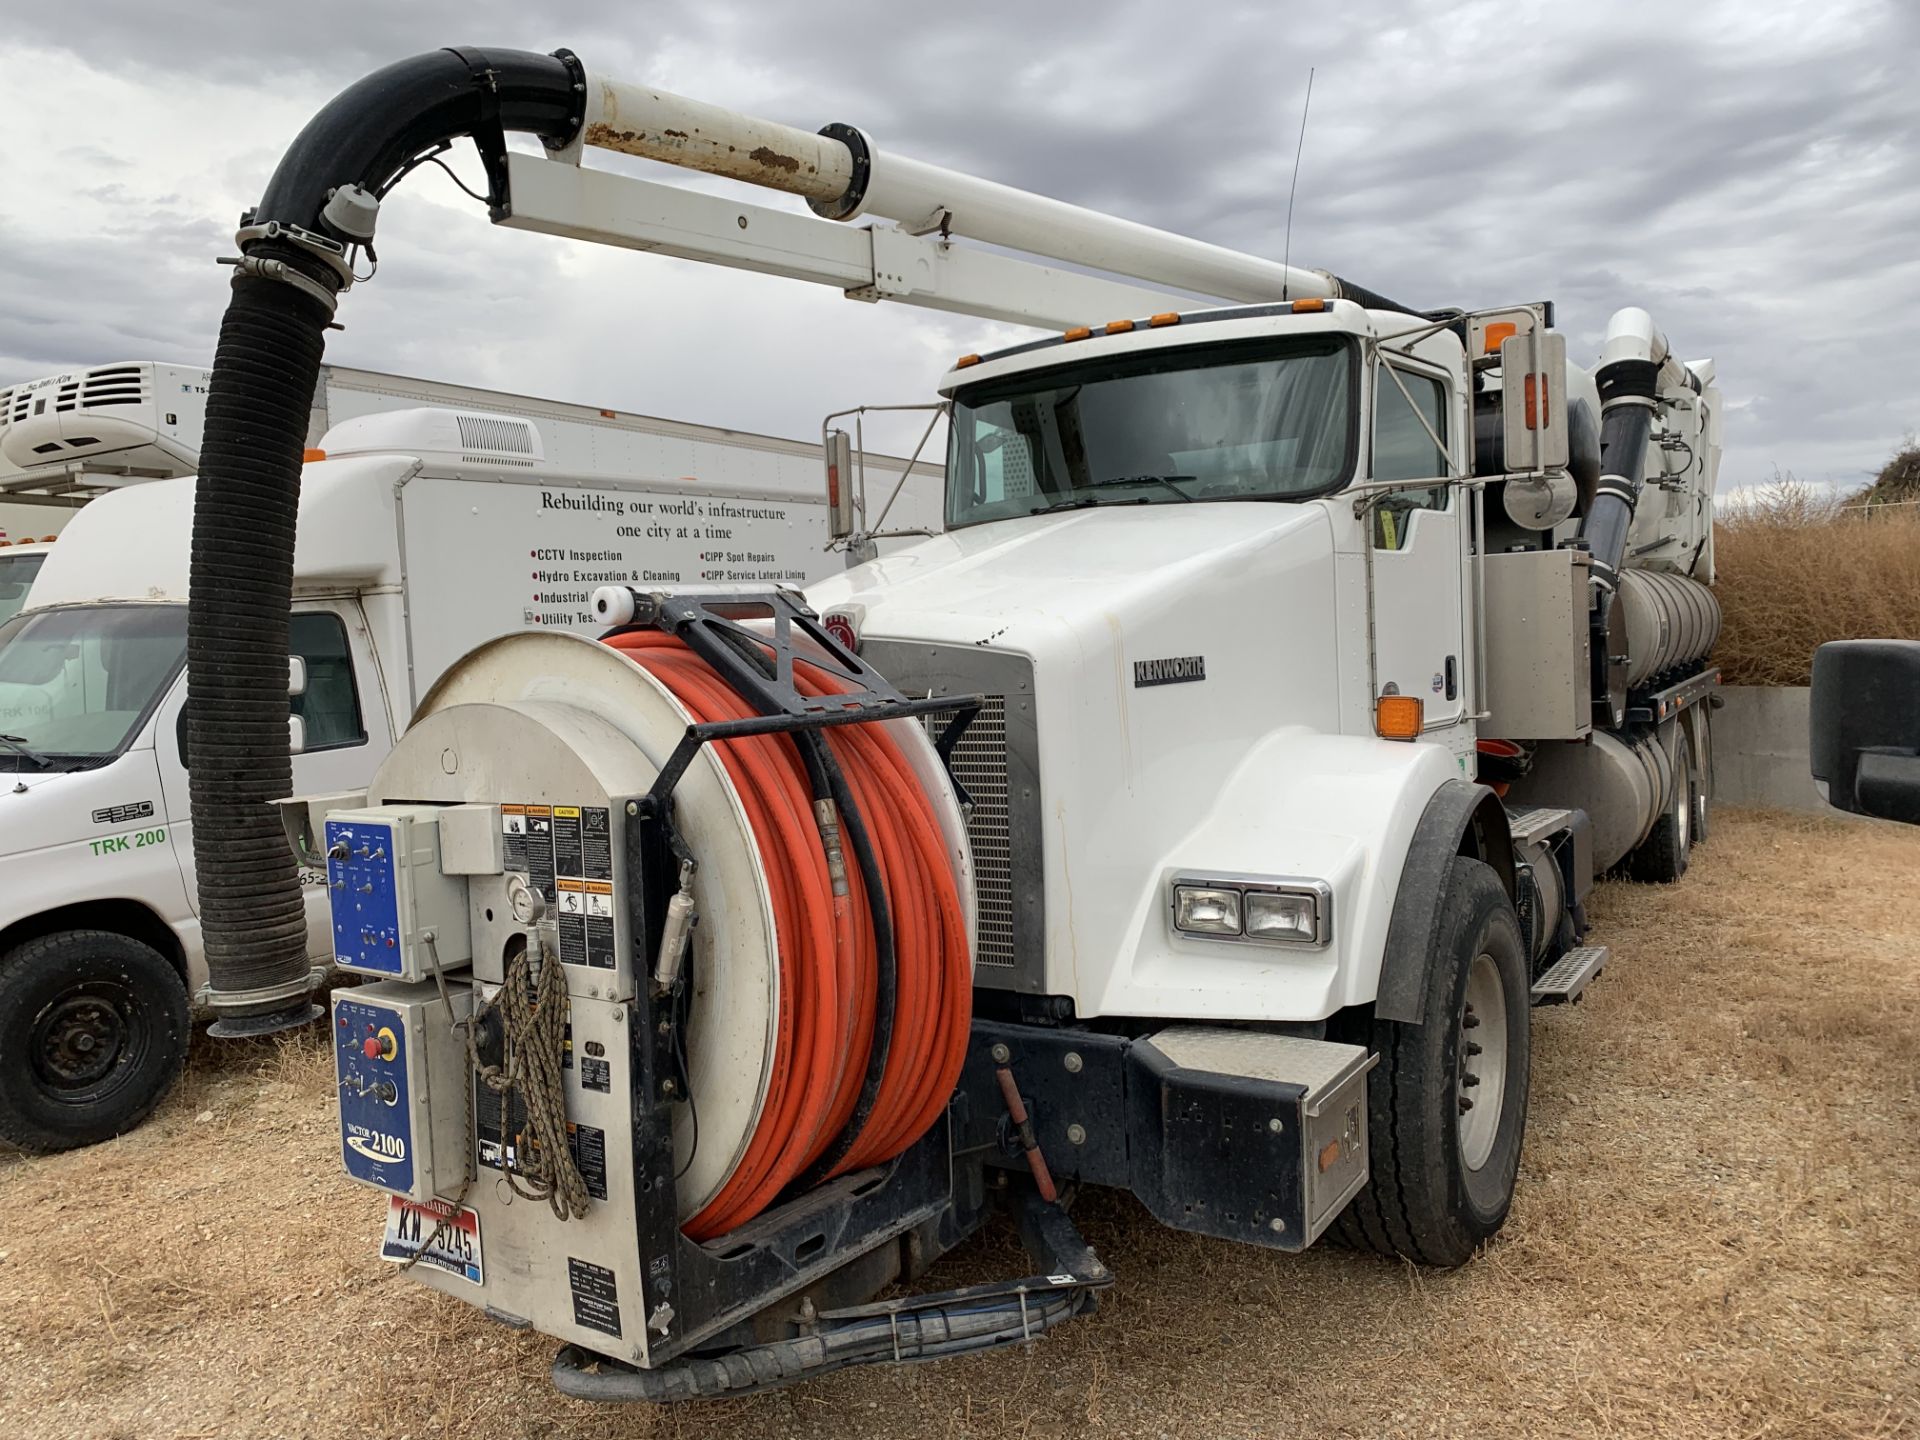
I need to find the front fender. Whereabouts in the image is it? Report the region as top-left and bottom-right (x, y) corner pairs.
(1087, 727), (1461, 1023)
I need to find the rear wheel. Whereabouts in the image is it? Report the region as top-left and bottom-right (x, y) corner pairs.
(0, 931), (190, 1152)
(1625, 731), (1694, 883)
(1334, 858), (1531, 1267)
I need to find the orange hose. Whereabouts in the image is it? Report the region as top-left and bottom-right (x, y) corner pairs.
(601, 631), (971, 1239)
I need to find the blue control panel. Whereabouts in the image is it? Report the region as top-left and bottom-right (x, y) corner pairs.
(334, 992), (415, 1195)
(326, 817), (403, 976)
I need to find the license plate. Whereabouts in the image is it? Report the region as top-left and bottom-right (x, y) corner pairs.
(380, 1197), (483, 1284)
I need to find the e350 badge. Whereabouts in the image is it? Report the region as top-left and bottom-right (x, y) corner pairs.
(1133, 656), (1206, 688)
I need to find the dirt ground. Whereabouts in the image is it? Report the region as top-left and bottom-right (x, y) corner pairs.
(2, 808), (1916, 1439)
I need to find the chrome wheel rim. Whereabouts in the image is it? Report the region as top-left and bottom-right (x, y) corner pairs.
(1457, 954), (1507, 1171)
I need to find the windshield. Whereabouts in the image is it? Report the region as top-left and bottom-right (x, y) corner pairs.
(946, 336), (1356, 529)
(0, 552), (47, 625)
(0, 603), (185, 771)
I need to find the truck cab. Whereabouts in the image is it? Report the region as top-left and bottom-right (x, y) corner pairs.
(0, 466), (405, 1150)
(811, 300), (1489, 1014)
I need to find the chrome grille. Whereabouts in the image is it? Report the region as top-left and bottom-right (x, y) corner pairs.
(922, 696), (1014, 968)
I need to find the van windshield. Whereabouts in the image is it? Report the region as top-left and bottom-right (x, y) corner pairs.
(0, 551), (47, 625)
(0, 604), (186, 771)
(946, 335), (1357, 530)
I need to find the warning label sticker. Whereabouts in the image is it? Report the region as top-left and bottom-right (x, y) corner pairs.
(475, 1086), (608, 1203)
(525, 806), (555, 897)
(582, 807), (612, 879)
(553, 805), (584, 878)
(568, 1256), (622, 1338)
(501, 804), (527, 872)
(568, 1122), (608, 1200)
(506, 801), (614, 966)
(580, 1056), (611, 1093)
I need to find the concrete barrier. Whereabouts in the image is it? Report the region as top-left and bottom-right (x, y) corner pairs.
(1710, 685), (1832, 812)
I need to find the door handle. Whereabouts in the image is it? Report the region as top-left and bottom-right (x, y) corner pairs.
(1445, 655), (1458, 702)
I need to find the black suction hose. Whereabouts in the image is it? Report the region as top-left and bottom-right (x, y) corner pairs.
(1580, 360), (1659, 600)
(190, 48), (582, 1034)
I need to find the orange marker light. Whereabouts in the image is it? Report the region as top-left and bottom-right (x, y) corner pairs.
(1484, 321), (1518, 355)
(1291, 298), (1328, 313)
(301, 447), (327, 463)
(954, 353), (982, 368)
(1524, 373), (1545, 430)
(1375, 694), (1424, 740)
(1148, 312), (1182, 327)
(1063, 326), (1092, 341)
(1104, 319), (1135, 334)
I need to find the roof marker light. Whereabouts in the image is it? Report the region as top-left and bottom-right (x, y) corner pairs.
(1148, 312), (1182, 327)
(1105, 319), (1135, 334)
(955, 353), (982, 368)
(1063, 326), (1093, 341)
(302, 447), (327, 463)
(1484, 321), (1518, 355)
(1291, 298), (1327, 314)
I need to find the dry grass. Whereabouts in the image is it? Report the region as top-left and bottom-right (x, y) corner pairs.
(1714, 477), (1920, 687)
(3, 809), (1918, 1439)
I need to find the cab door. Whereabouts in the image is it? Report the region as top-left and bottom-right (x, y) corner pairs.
(1364, 358), (1470, 756)
(160, 601), (391, 957)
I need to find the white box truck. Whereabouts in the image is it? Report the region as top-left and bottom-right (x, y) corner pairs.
(0, 398), (940, 1150)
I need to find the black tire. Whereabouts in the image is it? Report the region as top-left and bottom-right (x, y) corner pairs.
(1624, 730), (1694, 883)
(1334, 857), (1531, 1268)
(0, 930), (191, 1152)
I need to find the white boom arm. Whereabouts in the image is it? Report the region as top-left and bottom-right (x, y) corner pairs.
(495, 69), (1341, 334)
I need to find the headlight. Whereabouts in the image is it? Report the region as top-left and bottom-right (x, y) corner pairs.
(1172, 885), (1242, 936)
(1245, 889), (1320, 944)
(1170, 875), (1331, 947)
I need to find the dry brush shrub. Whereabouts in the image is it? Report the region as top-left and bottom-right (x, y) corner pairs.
(1712, 472), (1920, 686)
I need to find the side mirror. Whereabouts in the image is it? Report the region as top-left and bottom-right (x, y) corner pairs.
(288, 654), (307, 697)
(288, 714), (307, 756)
(1810, 639), (1920, 824)
(824, 429), (855, 541)
(1500, 330), (1569, 473)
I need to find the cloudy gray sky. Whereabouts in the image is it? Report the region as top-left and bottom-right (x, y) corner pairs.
(2, 0), (1915, 491)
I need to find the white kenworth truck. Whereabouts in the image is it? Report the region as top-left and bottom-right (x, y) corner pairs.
(185, 48), (1721, 1401)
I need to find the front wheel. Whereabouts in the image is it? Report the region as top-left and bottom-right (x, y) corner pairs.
(1333, 857), (1531, 1268)
(0, 930), (191, 1152)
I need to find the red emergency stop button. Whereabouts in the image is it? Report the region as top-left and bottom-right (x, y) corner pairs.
(361, 1026), (398, 1062)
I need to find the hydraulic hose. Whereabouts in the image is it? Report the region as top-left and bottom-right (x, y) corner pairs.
(602, 633), (970, 1240)
(188, 49), (581, 1033)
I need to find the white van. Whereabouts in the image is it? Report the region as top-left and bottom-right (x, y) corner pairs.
(0, 406), (941, 1149)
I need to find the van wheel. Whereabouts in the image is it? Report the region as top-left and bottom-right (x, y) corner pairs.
(1333, 858), (1530, 1268)
(1624, 732), (1694, 883)
(0, 931), (190, 1152)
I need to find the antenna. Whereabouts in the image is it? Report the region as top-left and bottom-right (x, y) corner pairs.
(1282, 67), (1316, 301)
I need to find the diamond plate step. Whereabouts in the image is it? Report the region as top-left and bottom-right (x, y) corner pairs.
(1530, 945), (1608, 1006)
(1505, 805), (1574, 847)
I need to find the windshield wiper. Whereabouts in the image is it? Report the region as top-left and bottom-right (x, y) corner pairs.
(1085, 474), (1196, 501)
(0, 734), (53, 770)
(1025, 475), (1199, 517)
